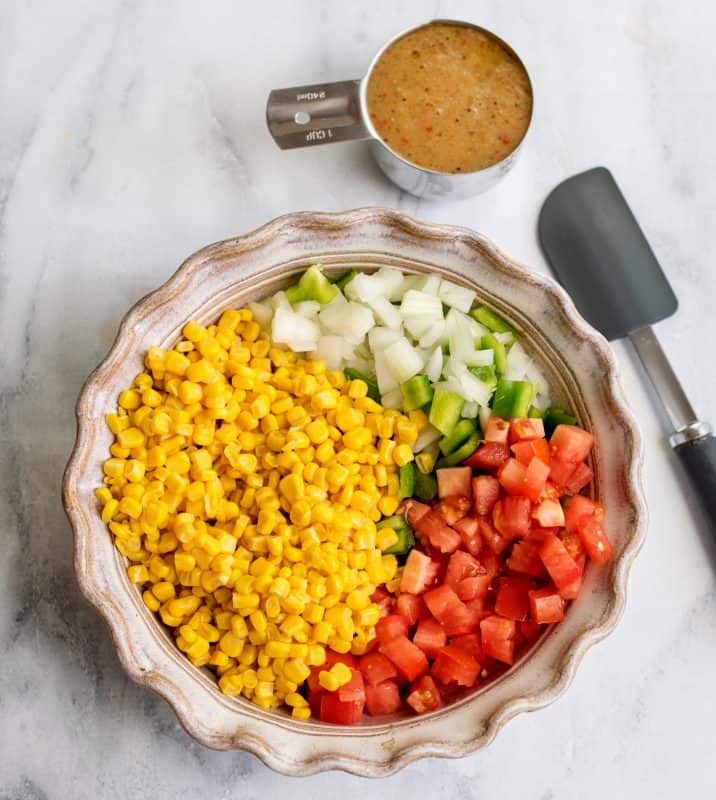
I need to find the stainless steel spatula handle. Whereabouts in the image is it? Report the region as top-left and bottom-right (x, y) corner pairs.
(629, 325), (716, 526)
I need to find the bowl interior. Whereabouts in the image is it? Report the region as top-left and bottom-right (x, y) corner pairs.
(66, 209), (643, 772)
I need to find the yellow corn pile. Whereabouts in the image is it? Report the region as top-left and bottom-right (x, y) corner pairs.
(96, 307), (428, 716)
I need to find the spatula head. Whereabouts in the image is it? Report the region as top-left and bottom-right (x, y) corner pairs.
(538, 167), (678, 341)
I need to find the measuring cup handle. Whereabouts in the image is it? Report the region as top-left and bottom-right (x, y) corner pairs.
(266, 79), (371, 150)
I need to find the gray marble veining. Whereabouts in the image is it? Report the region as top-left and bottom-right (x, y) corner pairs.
(1, 1), (715, 797)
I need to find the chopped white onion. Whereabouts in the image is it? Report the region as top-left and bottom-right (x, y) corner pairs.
(504, 341), (532, 380)
(462, 401), (479, 418)
(294, 300), (321, 319)
(373, 350), (398, 394)
(367, 295), (402, 329)
(425, 347), (443, 383)
(248, 301), (273, 329)
(413, 424), (442, 453)
(384, 338), (424, 383)
(381, 388), (403, 409)
(368, 326), (402, 352)
(461, 348), (495, 367)
(479, 404), (492, 431)
(272, 308), (320, 352)
(389, 273), (421, 301)
(414, 275), (442, 296)
(403, 315), (436, 339)
(270, 291), (292, 312)
(400, 290), (444, 320)
(373, 268), (405, 299)
(438, 279), (477, 313)
(418, 320), (447, 350)
(311, 335), (345, 370)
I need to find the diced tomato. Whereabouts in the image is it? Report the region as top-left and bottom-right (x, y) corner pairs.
(437, 466), (473, 499)
(400, 549), (440, 594)
(497, 457), (527, 494)
(320, 691), (364, 724)
(423, 585), (467, 626)
(478, 517), (509, 554)
(443, 602), (484, 636)
(493, 496), (531, 539)
(405, 499), (431, 528)
(498, 457), (550, 502)
(454, 514), (482, 556)
(406, 675), (443, 714)
(371, 585), (395, 616)
(484, 416), (510, 443)
(523, 457), (551, 501)
(478, 548), (502, 579)
(379, 636), (429, 682)
(511, 437), (551, 466)
(480, 615), (516, 665)
(432, 644), (481, 686)
(506, 540), (547, 577)
(549, 457), (578, 488)
(564, 462), (594, 494)
(438, 495), (471, 525)
(464, 442), (510, 470)
(323, 650), (357, 671)
(445, 550), (485, 591)
(578, 517), (613, 564)
(450, 633), (484, 661)
(559, 553), (585, 600)
(539, 481), (561, 502)
(509, 418), (545, 442)
(415, 510), (462, 554)
(456, 572), (492, 602)
(494, 577), (535, 621)
(396, 593), (426, 625)
(564, 494), (604, 533)
(539, 534), (581, 590)
(550, 424), (594, 463)
(528, 587), (565, 623)
(337, 668), (366, 703)
(375, 614), (410, 645)
(309, 688), (324, 718)
(560, 530), (585, 561)
(473, 475), (500, 516)
(365, 680), (402, 715)
(412, 618), (447, 657)
(520, 618), (543, 643)
(531, 498), (565, 527)
(359, 652), (398, 686)
(527, 525), (562, 541)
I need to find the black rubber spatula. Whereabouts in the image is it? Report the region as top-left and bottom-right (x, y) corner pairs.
(539, 166), (716, 530)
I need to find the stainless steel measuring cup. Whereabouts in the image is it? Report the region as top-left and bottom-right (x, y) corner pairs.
(266, 20), (533, 201)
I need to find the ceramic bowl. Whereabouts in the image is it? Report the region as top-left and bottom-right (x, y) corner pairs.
(63, 207), (646, 776)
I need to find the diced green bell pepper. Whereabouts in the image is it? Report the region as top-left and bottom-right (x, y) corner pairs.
(544, 407), (578, 436)
(481, 333), (507, 375)
(377, 516), (415, 556)
(413, 470), (438, 502)
(470, 305), (518, 338)
(468, 364), (497, 393)
(285, 265), (338, 305)
(528, 406), (545, 419)
(429, 387), (465, 436)
(439, 418), (477, 456)
(343, 368), (380, 402)
(399, 462), (416, 499)
(400, 374), (434, 411)
(491, 379), (535, 419)
(436, 432), (481, 468)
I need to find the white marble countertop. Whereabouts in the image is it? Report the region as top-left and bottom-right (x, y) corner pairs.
(2, 0), (715, 797)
